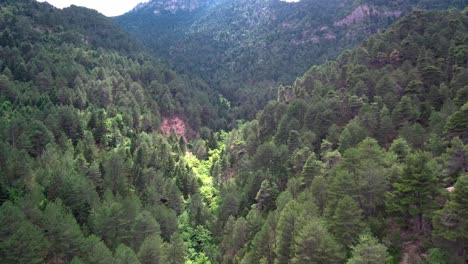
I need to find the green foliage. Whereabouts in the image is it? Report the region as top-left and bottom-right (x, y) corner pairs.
(1, 1), (468, 264)
(164, 233), (186, 264)
(0, 202), (48, 264)
(386, 152), (439, 230)
(446, 103), (468, 142)
(81, 235), (114, 264)
(330, 196), (365, 247)
(347, 233), (390, 264)
(275, 201), (302, 264)
(292, 219), (344, 264)
(138, 235), (163, 264)
(117, 0), (464, 119)
(115, 244), (141, 264)
(427, 248), (448, 264)
(432, 175), (468, 251)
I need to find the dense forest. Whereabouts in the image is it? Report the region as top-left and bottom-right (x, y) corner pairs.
(117, 0), (466, 119)
(0, 0), (467, 264)
(0, 0), (227, 263)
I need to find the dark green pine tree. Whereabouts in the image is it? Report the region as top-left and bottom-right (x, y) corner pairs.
(0, 202), (48, 264)
(275, 201), (302, 264)
(432, 175), (468, 259)
(255, 179), (279, 212)
(81, 235), (114, 264)
(243, 220), (275, 264)
(330, 196), (365, 247)
(302, 153), (324, 185)
(115, 244), (141, 264)
(346, 233), (389, 264)
(292, 219), (344, 264)
(41, 199), (86, 263)
(164, 233), (186, 264)
(446, 103), (468, 142)
(132, 210), (161, 250)
(310, 175), (327, 215)
(386, 151), (439, 231)
(138, 235), (163, 264)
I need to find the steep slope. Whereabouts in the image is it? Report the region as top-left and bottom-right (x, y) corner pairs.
(116, 0), (466, 119)
(0, 0), (225, 263)
(209, 9), (468, 264)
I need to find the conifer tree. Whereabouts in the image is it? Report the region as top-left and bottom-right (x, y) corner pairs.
(310, 175), (327, 215)
(330, 196), (365, 247)
(132, 211), (161, 250)
(347, 233), (389, 264)
(138, 235), (163, 264)
(292, 219), (344, 264)
(0, 202), (48, 264)
(115, 244), (141, 264)
(386, 151), (439, 231)
(164, 233), (186, 264)
(81, 235), (114, 264)
(432, 175), (468, 258)
(302, 153), (324, 185)
(275, 201), (302, 264)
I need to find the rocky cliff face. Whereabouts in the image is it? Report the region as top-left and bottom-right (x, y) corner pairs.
(131, 0), (219, 14)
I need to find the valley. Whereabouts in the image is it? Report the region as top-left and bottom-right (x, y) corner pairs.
(0, 0), (467, 264)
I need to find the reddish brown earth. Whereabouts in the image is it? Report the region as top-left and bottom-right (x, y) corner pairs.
(161, 116), (188, 141)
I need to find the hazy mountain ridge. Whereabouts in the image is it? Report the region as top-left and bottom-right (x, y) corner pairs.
(131, 0), (223, 14)
(116, 0), (465, 120)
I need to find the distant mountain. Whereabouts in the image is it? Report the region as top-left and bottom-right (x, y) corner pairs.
(130, 0), (222, 14)
(116, 0), (466, 119)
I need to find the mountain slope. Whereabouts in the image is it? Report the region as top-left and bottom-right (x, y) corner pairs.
(1, 1), (468, 264)
(0, 1), (227, 263)
(116, 0), (466, 118)
(211, 8), (468, 263)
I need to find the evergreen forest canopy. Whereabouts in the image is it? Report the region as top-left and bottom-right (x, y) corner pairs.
(116, 0), (466, 119)
(0, 0), (467, 264)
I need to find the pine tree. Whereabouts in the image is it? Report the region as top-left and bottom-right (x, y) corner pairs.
(255, 180), (279, 212)
(165, 179), (184, 214)
(390, 138), (412, 162)
(244, 220), (275, 264)
(330, 196), (365, 247)
(132, 211), (161, 250)
(310, 175), (327, 215)
(221, 216), (236, 263)
(432, 175), (468, 258)
(338, 118), (368, 152)
(386, 151), (439, 231)
(41, 199), (86, 263)
(188, 193), (209, 226)
(446, 103), (468, 142)
(115, 244), (141, 264)
(163, 233), (186, 264)
(103, 148), (131, 195)
(347, 233), (389, 264)
(292, 219), (344, 264)
(275, 201), (302, 264)
(0, 202), (48, 264)
(81, 235), (114, 264)
(138, 235), (163, 264)
(302, 153), (324, 185)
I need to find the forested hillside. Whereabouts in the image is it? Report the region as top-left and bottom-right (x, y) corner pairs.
(117, 0), (466, 119)
(0, 0), (227, 263)
(211, 9), (468, 264)
(1, 0), (468, 264)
